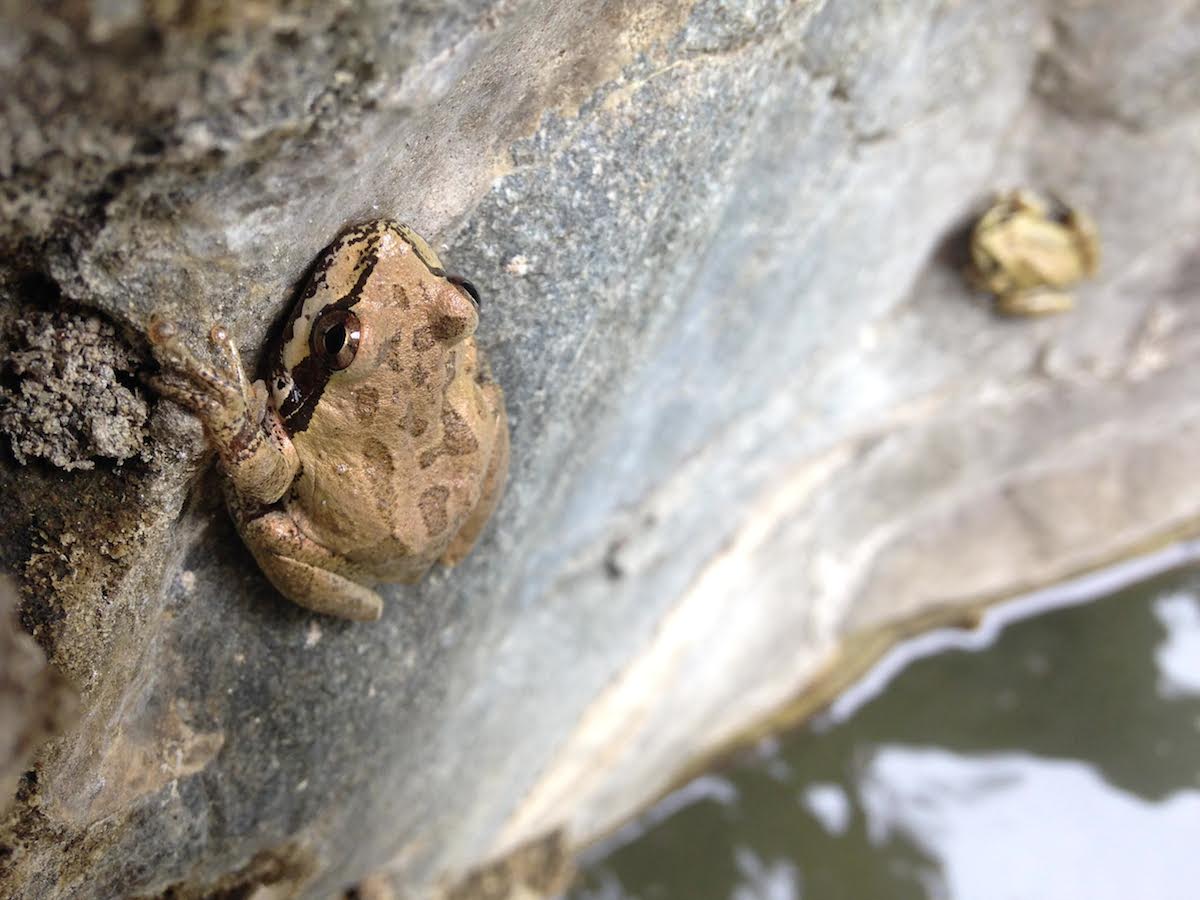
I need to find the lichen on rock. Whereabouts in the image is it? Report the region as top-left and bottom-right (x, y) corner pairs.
(0, 309), (148, 471)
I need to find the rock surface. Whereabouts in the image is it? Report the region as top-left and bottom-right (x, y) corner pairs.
(0, 577), (74, 817)
(0, 0), (1197, 897)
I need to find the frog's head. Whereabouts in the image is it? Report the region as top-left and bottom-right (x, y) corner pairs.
(270, 220), (481, 434)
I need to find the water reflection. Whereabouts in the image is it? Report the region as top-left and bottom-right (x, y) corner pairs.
(1153, 591), (1200, 698)
(571, 548), (1200, 900)
(859, 748), (1200, 900)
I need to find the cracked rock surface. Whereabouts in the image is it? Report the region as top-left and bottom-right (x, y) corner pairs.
(1, 0), (1198, 897)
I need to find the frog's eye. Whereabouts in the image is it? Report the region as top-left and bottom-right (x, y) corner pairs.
(311, 309), (361, 371)
(446, 274), (482, 311)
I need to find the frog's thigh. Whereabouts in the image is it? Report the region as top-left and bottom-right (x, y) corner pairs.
(241, 512), (384, 621)
(441, 394), (510, 566)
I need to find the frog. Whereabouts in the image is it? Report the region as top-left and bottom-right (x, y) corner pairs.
(147, 220), (509, 621)
(967, 188), (1100, 316)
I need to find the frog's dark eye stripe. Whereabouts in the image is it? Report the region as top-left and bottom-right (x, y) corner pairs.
(446, 274), (481, 310)
(278, 234), (381, 434)
(311, 309), (361, 370)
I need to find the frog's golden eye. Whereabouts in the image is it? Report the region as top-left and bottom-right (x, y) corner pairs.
(311, 308), (361, 371)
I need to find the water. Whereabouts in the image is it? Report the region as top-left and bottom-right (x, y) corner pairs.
(571, 546), (1200, 900)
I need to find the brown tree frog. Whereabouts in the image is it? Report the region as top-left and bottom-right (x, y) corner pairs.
(148, 221), (509, 621)
(968, 189), (1100, 316)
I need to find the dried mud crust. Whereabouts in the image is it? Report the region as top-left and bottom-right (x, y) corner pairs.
(0, 308), (148, 471)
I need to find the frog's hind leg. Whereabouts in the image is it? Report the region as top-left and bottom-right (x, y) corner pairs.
(259, 555), (384, 622)
(996, 288), (1075, 317)
(241, 511), (384, 621)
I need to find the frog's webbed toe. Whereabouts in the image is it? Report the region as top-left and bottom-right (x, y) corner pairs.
(147, 314), (258, 428)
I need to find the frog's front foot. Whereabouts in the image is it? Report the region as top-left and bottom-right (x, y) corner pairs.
(147, 314), (254, 422)
(147, 314), (297, 505)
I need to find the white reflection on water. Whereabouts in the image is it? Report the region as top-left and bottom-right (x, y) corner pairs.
(857, 747), (1200, 900)
(1154, 591), (1200, 698)
(801, 782), (852, 836)
(730, 848), (801, 900)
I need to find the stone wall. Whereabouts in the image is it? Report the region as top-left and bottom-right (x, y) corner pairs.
(1, 1), (1197, 897)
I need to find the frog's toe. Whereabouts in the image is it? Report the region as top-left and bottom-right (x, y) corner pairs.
(207, 324), (250, 385)
(147, 372), (221, 416)
(147, 313), (181, 346)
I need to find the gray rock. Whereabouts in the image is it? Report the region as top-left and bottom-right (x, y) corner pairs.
(0, 0), (1197, 897)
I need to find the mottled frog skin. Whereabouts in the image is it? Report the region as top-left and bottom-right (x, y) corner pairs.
(969, 189), (1100, 316)
(149, 221), (509, 621)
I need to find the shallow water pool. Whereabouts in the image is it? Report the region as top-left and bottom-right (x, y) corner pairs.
(571, 544), (1200, 900)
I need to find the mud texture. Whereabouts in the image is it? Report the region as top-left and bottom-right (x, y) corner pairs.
(0, 308), (147, 470)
